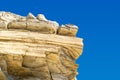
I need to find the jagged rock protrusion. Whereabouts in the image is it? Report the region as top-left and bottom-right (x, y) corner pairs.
(26, 13), (36, 19)
(37, 14), (47, 21)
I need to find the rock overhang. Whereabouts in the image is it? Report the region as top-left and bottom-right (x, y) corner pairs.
(0, 12), (83, 80)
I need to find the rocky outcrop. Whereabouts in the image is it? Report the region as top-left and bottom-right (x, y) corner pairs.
(0, 11), (83, 80)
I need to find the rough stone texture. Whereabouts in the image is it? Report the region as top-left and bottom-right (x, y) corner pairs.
(57, 24), (78, 37)
(37, 14), (47, 21)
(0, 11), (83, 80)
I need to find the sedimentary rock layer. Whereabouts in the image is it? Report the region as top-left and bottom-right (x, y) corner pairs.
(0, 12), (83, 80)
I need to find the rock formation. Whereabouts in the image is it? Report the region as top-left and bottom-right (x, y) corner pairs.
(0, 11), (83, 80)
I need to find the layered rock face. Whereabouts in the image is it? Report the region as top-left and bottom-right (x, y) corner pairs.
(0, 12), (83, 80)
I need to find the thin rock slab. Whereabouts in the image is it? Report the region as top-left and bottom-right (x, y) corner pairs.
(27, 20), (58, 34)
(57, 24), (78, 37)
(7, 21), (26, 29)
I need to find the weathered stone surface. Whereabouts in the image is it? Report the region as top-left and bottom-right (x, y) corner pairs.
(8, 21), (26, 29)
(26, 13), (36, 19)
(0, 11), (25, 29)
(23, 56), (46, 68)
(57, 24), (78, 36)
(0, 68), (8, 80)
(0, 12), (83, 80)
(26, 20), (58, 34)
(37, 14), (47, 21)
(0, 21), (7, 29)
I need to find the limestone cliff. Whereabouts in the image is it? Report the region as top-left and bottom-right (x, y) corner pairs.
(0, 11), (83, 80)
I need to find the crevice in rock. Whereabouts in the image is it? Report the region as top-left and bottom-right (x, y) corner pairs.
(49, 72), (53, 80)
(26, 17), (28, 30)
(45, 52), (54, 80)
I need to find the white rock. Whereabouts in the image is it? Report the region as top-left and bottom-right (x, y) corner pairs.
(64, 24), (78, 29)
(0, 11), (24, 22)
(0, 11), (25, 28)
(37, 14), (47, 21)
(26, 12), (36, 19)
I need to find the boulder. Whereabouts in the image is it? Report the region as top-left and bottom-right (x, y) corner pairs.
(27, 20), (58, 34)
(57, 24), (78, 37)
(26, 13), (36, 19)
(7, 21), (26, 29)
(37, 14), (47, 21)
(0, 21), (7, 29)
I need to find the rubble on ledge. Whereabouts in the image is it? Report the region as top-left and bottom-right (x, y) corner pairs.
(0, 11), (78, 36)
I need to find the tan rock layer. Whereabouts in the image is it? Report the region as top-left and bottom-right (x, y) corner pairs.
(0, 12), (83, 80)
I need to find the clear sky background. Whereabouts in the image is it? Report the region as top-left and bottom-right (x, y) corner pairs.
(0, 0), (120, 80)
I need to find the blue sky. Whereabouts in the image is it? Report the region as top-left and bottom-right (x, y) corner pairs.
(0, 0), (120, 80)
